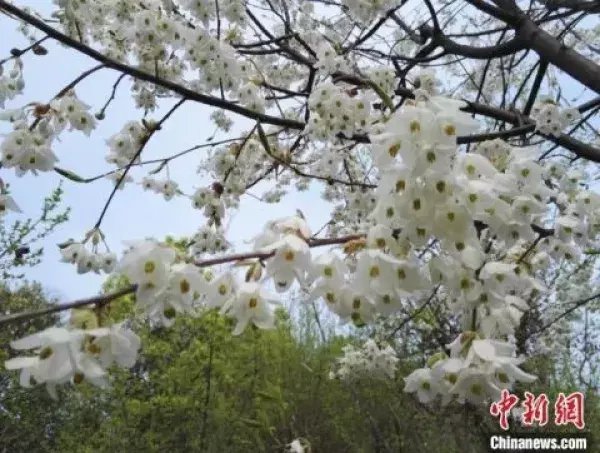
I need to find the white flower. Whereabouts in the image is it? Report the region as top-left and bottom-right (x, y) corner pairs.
(0, 193), (21, 215)
(354, 249), (400, 296)
(106, 171), (133, 190)
(6, 327), (76, 383)
(85, 323), (141, 368)
(286, 439), (306, 453)
(404, 368), (437, 403)
(337, 288), (376, 326)
(119, 240), (176, 299)
(3, 327), (99, 397)
(206, 272), (236, 308)
(60, 242), (86, 264)
(449, 368), (500, 404)
(1, 129), (58, 176)
(221, 282), (279, 335)
(265, 234), (311, 292)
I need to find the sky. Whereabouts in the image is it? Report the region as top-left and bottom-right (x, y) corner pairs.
(0, 3), (332, 303)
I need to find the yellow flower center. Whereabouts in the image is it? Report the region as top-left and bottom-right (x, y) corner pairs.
(180, 279), (190, 294)
(369, 266), (380, 278)
(388, 142), (401, 157)
(144, 261), (155, 274)
(39, 346), (53, 360)
(444, 124), (456, 136)
(73, 373), (85, 385)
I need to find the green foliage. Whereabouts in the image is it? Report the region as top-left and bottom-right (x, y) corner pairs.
(25, 279), (486, 452)
(0, 184), (69, 281)
(0, 283), (63, 453)
(1, 277), (598, 452)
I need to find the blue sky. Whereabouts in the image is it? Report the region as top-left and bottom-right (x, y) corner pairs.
(0, 5), (331, 302)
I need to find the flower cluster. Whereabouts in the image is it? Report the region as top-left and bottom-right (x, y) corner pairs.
(3, 0), (599, 410)
(368, 66), (397, 96)
(179, 0), (246, 26)
(5, 322), (140, 399)
(59, 231), (117, 275)
(191, 186), (225, 224)
(185, 31), (248, 92)
(190, 225), (230, 257)
(0, 58), (24, 108)
(531, 100), (581, 136)
(117, 239), (281, 334)
(1, 91), (97, 176)
(119, 240), (207, 326)
(1, 127), (57, 176)
(198, 137), (272, 207)
(106, 121), (148, 167)
(49, 91), (96, 136)
(237, 82), (265, 113)
(343, 0), (400, 24)
(306, 82), (373, 139)
(329, 339), (399, 380)
(404, 337), (536, 405)
(253, 216), (312, 292)
(315, 42), (349, 74)
(141, 176), (180, 200)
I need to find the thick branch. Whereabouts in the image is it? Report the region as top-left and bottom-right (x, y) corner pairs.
(484, 0), (600, 94)
(419, 25), (525, 60)
(0, 285), (137, 326)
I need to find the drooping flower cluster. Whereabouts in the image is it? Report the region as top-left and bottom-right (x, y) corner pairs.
(141, 176), (180, 200)
(119, 240), (206, 326)
(5, 322), (140, 399)
(0, 58), (24, 108)
(190, 225), (229, 257)
(1, 127), (57, 176)
(0, 90), (97, 177)
(106, 121), (148, 167)
(117, 238), (281, 334)
(59, 230), (117, 275)
(253, 216), (312, 292)
(329, 339), (399, 380)
(191, 185), (225, 225)
(404, 337), (536, 405)
(48, 91), (97, 136)
(237, 82), (265, 113)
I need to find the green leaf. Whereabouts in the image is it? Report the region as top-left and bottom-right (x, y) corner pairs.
(54, 167), (87, 183)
